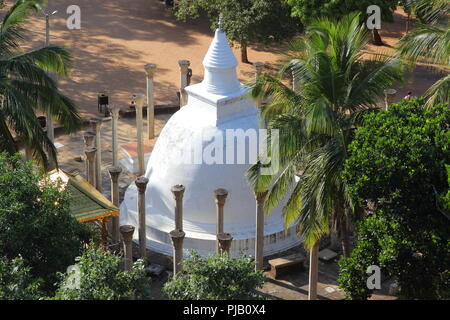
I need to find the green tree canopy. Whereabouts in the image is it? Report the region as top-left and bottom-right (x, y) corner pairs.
(287, 0), (397, 23)
(397, 0), (449, 108)
(0, 256), (43, 300)
(0, 153), (94, 293)
(163, 251), (264, 300)
(339, 99), (450, 299)
(0, 0), (81, 168)
(174, 0), (301, 63)
(54, 245), (151, 300)
(286, 0), (398, 44)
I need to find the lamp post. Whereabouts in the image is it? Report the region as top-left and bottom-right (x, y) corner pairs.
(38, 5), (58, 142)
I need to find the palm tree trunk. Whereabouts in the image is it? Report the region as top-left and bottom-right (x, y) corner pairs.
(341, 220), (351, 258)
(308, 241), (319, 300)
(240, 41), (249, 64)
(372, 29), (383, 46)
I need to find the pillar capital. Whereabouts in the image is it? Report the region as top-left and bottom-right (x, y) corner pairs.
(144, 64), (157, 78)
(84, 147), (97, 161)
(108, 166), (122, 182)
(217, 232), (233, 253)
(214, 188), (228, 206)
(253, 62), (265, 72)
(133, 93), (146, 109)
(135, 176), (149, 194)
(255, 190), (269, 203)
(178, 60), (191, 74)
(90, 117), (103, 132)
(120, 225), (135, 242)
(384, 88), (397, 102)
(109, 105), (120, 119)
(170, 229), (185, 249)
(171, 184), (185, 200)
(83, 131), (95, 147)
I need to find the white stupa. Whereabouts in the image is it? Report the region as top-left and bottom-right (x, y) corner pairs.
(119, 24), (301, 257)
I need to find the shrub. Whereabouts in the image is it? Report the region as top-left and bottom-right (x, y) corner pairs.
(0, 256), (43, 300)
(0, 153), (94, 293)
(339, 99), (450, 299)
(163, 251), (265, 300)
(54, 245), (151, 300)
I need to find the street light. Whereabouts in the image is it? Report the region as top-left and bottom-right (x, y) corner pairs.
(37, 4), (58, 142)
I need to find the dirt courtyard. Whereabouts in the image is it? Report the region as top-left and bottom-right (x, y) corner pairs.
(21, 0), (286, 118)
(15, 1), (442, 120)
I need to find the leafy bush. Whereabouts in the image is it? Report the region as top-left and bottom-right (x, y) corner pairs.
(339, 99), (450, 299)
(163, 251), (265, 300)
(54, 245), (151, 300)
(0, 256), (43, 300)
(0, 153), (94, 292)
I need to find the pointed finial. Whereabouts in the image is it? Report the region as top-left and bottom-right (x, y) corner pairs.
(218, 14), (223, 30)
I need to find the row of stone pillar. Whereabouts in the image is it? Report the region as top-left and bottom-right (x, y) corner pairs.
(84, 60), (268, 272)
(116, 183), (268, 275)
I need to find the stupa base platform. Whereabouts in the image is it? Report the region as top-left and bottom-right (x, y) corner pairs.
(120, 138), (157, 174)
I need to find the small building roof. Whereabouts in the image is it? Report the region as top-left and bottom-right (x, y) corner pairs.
(48, 170), (119, 222)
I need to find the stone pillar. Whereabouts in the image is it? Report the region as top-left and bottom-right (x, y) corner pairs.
(254, 62), (264, 81)
(120, 225), (135, 271)
(134, 94), (146, 176)
(84, 131), (95, 175)
(110, 105), (120, 167)
(308, 241), (319, 300)
(108, 166), (122, 244)
(170, 229), (185, 275)
(171, 185), (185, 231)
(217, 232), (233, 254)
(292, 65), (298, 92)
(214, 188), (228, 253)
(255, 190), (268, 271)
(253, 62), (265, 109)
(84, 147), (97, 186)
(84, 131), (95, 148)
(47, 116), (54, 142)
(178, 60), (190, 107)
(90, 118), (103, 192)
(144, 64), (157, 140)
(384, 89), (397, 110)
(135, 176), (149, 261)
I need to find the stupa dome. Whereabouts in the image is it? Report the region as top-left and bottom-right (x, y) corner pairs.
(120, 25), (301, 257)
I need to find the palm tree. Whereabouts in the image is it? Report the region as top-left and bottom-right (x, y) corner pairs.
(246, 13), (403, 299)
(0, 0), (81, 169)
(398, 0), (449, 108)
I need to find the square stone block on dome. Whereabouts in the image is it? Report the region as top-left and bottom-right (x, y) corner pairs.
(120, 138), (158, 174)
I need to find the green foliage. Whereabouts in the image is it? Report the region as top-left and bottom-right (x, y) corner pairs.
(343, 99), (449, 214)
(0, 153), (94, 293)
(286, 0), (397, 25)
(54, 245), (151, 300)
(0, 0), (81, 168)
(174, 0), (301, 48)
(397, 0), (449, 108)
(339, 99), (450, 300)
(163, 251), (264, 300)
(246, 13), (402, 251)
(0, 255), (43, 300)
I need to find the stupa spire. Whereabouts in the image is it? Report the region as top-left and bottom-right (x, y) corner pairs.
(201, 14), (241, 95)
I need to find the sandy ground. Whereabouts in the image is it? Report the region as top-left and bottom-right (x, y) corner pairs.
(19, 0), (287, 119)
(15, 1), (441, 121)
